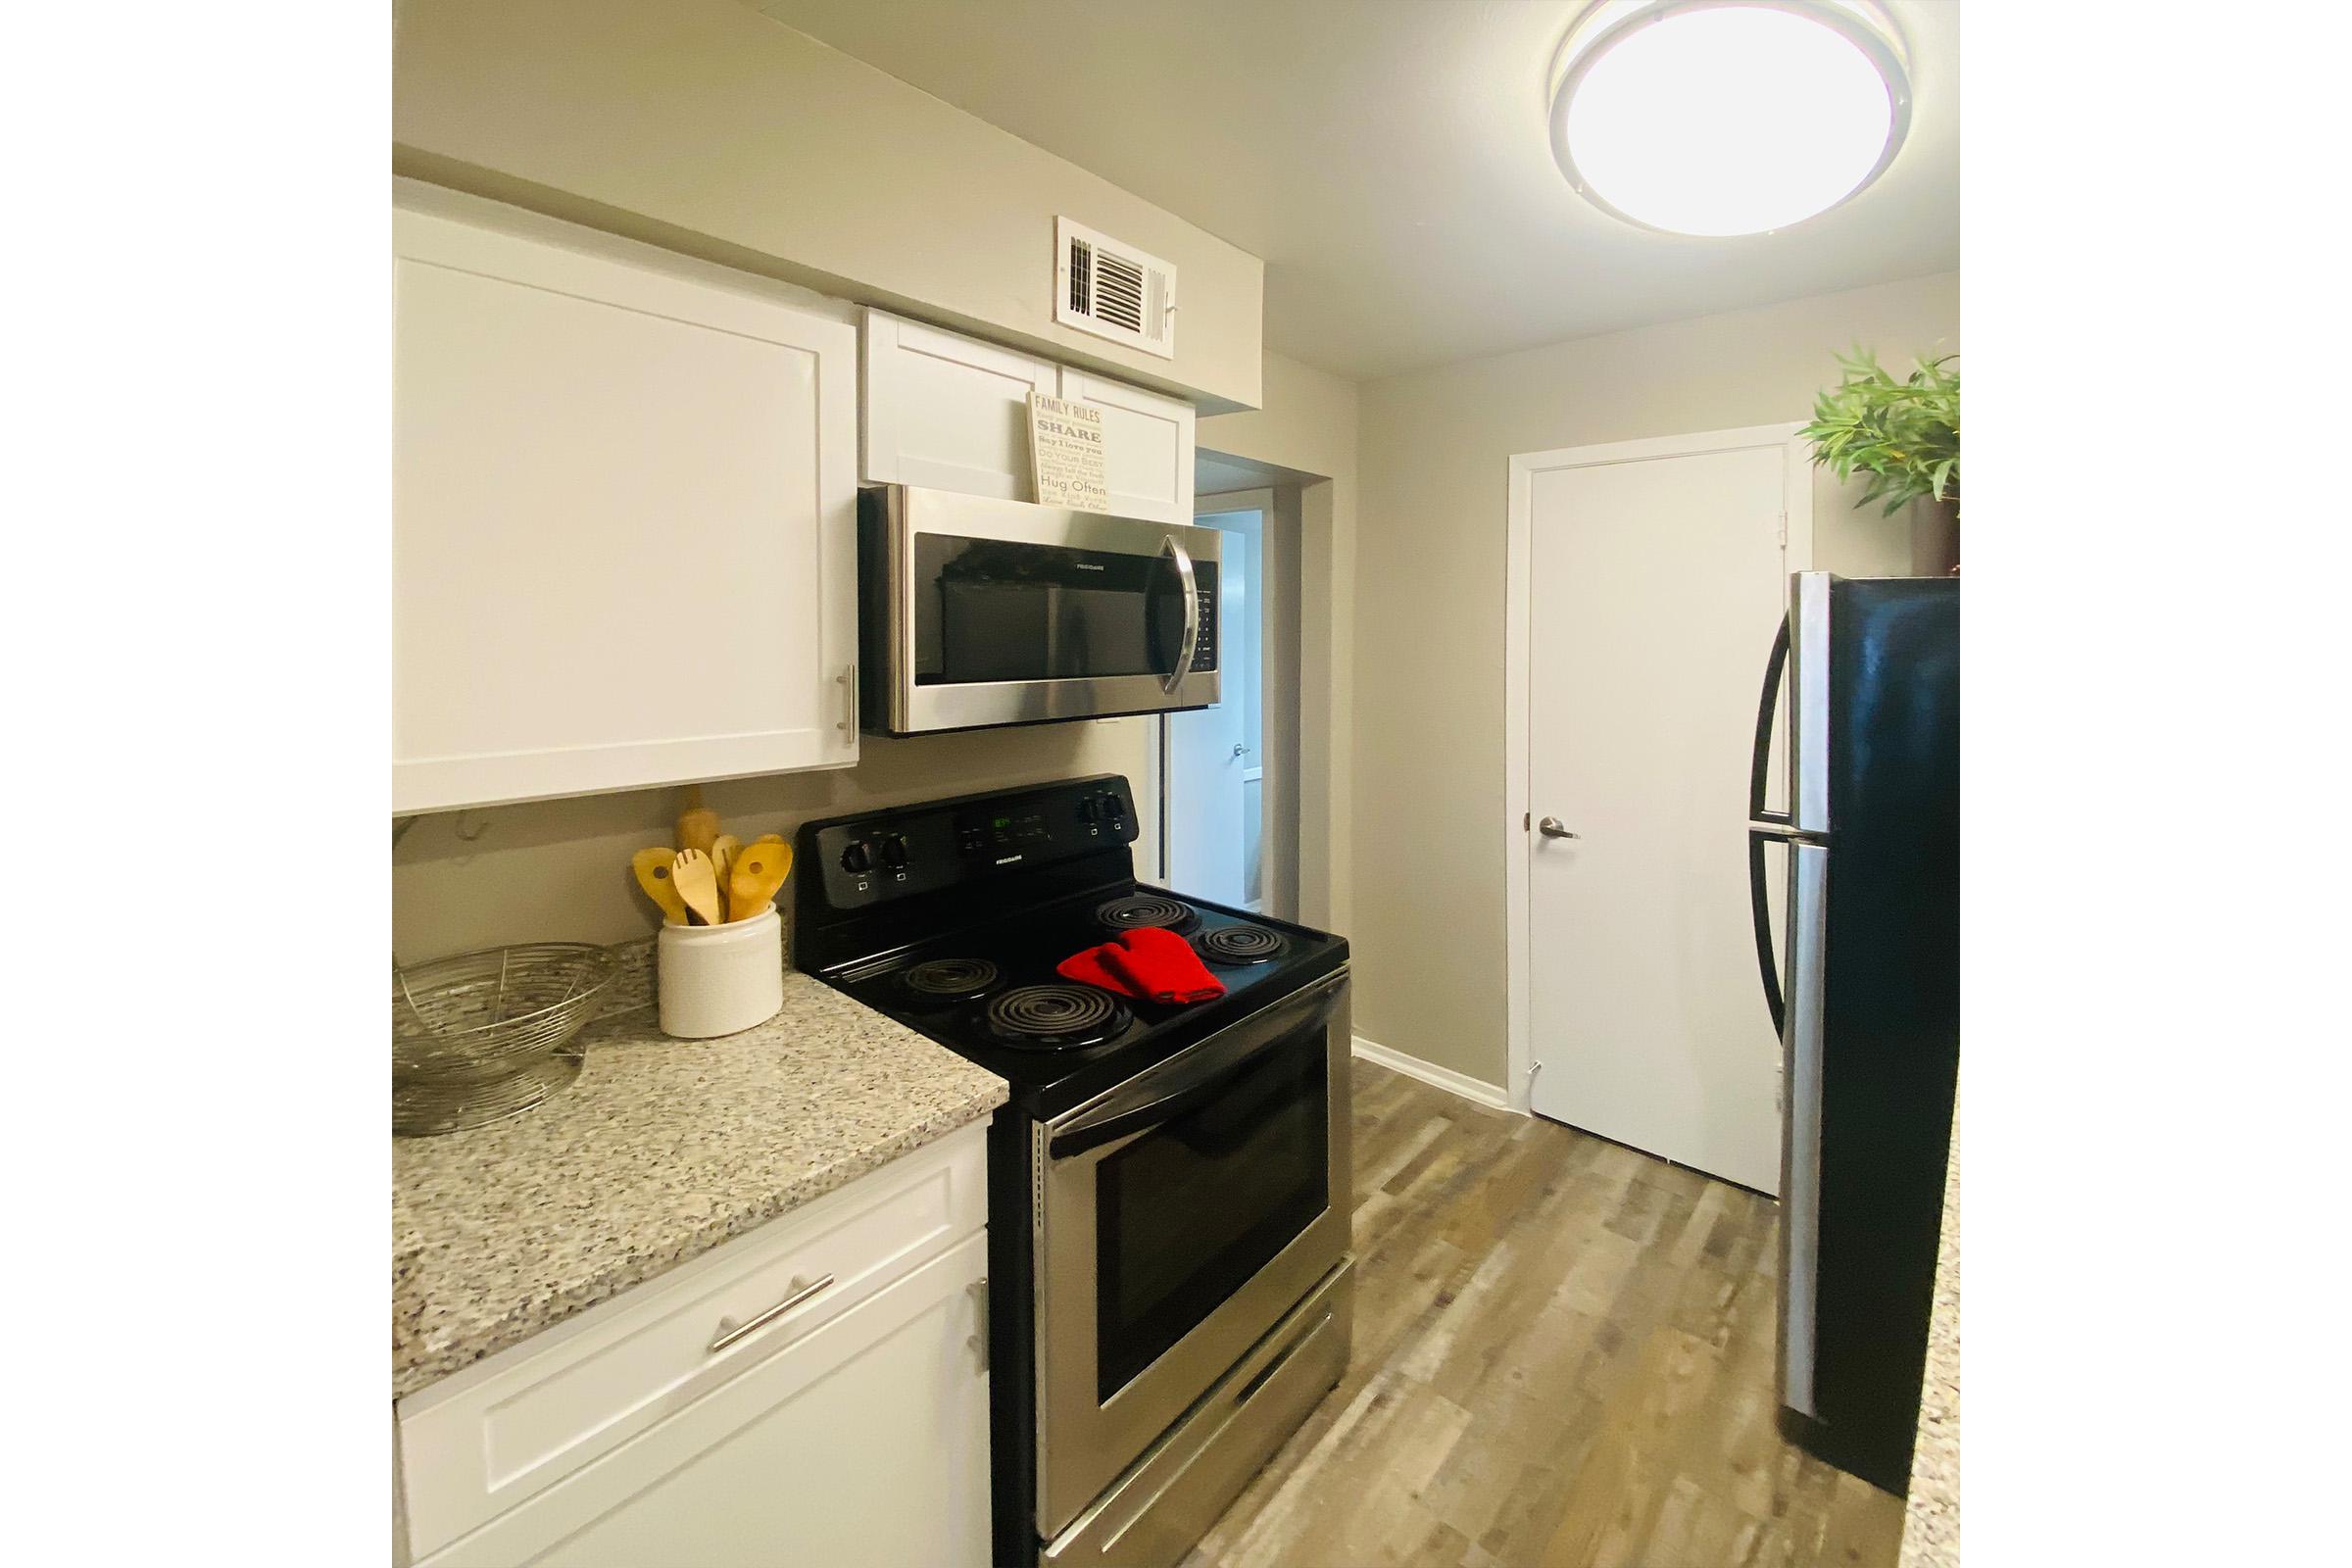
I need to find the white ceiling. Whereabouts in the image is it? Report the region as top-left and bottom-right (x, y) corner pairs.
(756, 0), (1959, 381)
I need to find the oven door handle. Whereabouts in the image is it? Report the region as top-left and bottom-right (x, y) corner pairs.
(1047, 973), (1345, 1160)
(1050, 1052), (1262, 1160)
(1160, 532), (1200, 695)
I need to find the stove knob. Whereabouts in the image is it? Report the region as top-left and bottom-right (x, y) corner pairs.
(879, 833), (909, 870)
(1078, 798), (1099, 823)
(840, 840), (873, 874)
(1102, 795), (1126, 826)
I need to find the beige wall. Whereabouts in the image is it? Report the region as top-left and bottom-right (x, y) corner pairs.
(1350, 271), (1959, 1085)
(394, 720), (1157, 964)
(1201, 352), (1361, 934)
(392, 0), (1263, 411)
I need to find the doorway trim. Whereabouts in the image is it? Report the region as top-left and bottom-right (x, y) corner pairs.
(1158, 487), (1285, 907)
(1502, 422), (1815, 1114)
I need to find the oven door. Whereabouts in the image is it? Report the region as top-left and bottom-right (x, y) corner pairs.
(866, 484), (1223, 734)
(1032, 970), (1350, 1539)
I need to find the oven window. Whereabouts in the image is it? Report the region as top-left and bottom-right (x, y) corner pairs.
(1095, 1025), (1328, 1400)
(911, 533), (1213, 686)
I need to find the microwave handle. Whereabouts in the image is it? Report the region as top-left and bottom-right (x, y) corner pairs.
(1160, 533), (1200, 694)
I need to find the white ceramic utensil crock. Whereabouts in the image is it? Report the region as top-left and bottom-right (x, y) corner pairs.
(657, 906), (784, 1038)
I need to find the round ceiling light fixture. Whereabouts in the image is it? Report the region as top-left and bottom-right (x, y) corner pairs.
(1548, 0), (1911, 237)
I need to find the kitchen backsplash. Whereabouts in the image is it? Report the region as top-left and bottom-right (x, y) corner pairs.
(394, 718), (1159, 964)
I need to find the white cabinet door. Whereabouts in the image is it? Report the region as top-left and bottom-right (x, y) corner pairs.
(1059, 368), (1197, 525)
(416, 1234), (991, 1568)
(393, 194), (858, 814)
(861, 309), (1057, 500)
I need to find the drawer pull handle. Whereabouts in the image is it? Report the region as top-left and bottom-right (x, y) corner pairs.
(709, 1273), (836, 1354)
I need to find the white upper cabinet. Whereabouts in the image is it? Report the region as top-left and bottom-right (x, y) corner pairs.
(860, 310), (1057, 501)
(393, 189), (858, 814)
(1058, 368), (1196, 524)
(861, 310), (1196, 523)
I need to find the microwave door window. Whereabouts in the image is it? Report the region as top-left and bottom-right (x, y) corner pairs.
(938, 581), (1048, 684)
(915, 534), (1168, 686)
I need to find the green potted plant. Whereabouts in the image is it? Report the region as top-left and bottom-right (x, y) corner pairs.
(1799, 346), (1960, 573)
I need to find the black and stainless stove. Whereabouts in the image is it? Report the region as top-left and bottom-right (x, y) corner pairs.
(796, 775), (1354, 1568)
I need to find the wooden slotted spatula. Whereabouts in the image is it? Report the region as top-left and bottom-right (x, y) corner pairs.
(630, 847), (690, 925)
(671, 849), (725, 926)
(728, 841), (794, 922)
(708, 834), (741, 903)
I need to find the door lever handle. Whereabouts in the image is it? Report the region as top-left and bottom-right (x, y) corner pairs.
(1538, 817), (1578, 840)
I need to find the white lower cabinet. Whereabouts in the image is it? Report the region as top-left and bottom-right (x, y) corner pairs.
(399, 1127), (991, 1568)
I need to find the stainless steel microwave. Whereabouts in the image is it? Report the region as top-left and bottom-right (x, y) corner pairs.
(858, 484), (1222, 735)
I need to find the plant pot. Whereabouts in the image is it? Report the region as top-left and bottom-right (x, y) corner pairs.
(1910, 496), (1960, 575)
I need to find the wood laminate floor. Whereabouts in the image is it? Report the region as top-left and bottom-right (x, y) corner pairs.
(1179, 1061), (1907, 1568)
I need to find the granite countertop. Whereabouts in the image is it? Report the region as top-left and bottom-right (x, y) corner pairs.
(391, 956), (1006, 1399)
(1900, 1113), (1959, 1567)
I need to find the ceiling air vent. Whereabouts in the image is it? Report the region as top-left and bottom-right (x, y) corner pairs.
(1054, 217), (1176, 360)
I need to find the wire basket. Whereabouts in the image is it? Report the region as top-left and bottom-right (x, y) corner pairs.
(393, 943), (617, 1135)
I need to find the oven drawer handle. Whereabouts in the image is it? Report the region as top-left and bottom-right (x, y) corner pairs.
(1047, 975), (1345, 1159)
(1234, 1310), (1332, 1407)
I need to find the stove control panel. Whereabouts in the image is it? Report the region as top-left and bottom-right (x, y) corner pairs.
(803, 774), (1140, 910)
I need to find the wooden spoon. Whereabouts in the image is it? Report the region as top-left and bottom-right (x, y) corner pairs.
(630, 847), (690, 925)
(676, 785), (721, 859)
(728, 841), (794, 922)
(671, 849), (725, 926)
(708, 834), (741, 902)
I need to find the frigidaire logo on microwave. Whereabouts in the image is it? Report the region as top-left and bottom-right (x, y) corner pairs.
(1075, 563), (1105, 571)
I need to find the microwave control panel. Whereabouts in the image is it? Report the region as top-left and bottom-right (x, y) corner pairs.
(802, 775), (1141, 910)
(1191, 581), (1219, 671)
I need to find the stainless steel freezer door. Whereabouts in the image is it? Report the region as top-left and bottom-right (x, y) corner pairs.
(1774, 838), (1830, 1419)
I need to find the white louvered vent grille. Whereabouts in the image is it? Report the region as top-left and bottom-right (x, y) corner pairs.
(1055, 217), (1176, 360)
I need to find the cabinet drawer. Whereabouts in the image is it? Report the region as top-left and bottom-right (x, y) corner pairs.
(398, 1123), (985, 1559)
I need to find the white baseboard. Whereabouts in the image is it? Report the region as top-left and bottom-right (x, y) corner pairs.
(1350, 1036), (1518, 1113)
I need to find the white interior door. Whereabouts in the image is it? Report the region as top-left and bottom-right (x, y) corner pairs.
(1164, 509), (1262, 906)
(1525, 444), (1791, 1193)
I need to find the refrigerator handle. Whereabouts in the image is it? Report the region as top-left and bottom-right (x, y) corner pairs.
(1745, 615), (1791, 1035)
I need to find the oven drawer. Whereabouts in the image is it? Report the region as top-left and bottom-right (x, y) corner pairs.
(397, 1123), (986, 1559)
(1045, 1259), (1354, 1568)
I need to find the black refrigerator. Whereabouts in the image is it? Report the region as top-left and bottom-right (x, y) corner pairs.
(1746, 572), (1958, 1494)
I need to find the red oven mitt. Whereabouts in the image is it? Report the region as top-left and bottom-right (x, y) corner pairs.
(1104, 927), (1227, 1005)
(1055, 939), (1149, 999)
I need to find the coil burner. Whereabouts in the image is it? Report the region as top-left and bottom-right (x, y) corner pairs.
(1095, 894), (1200, 937)
(901, 958), (1002, 1005)
(984, 984), (1132, 1050)
(1196, 925), (1289, 966)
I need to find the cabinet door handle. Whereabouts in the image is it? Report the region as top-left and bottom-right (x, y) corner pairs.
(709, 1273), (836, 1354)
(837, 663), (858, 735)
(966, 1275), (989, 1375)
